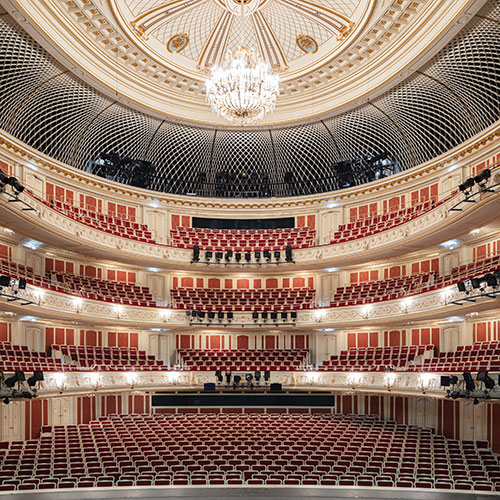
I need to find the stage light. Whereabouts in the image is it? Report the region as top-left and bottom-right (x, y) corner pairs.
(0, 275), (10, 287)
(281, 311), (288, 321)
(198, 311), (206, 320)
(207, 311), (215, 321)
(463, 371), (475, 392)
(233, 375), (241, 387)
(291, 311), (297, 321)
(474, 168), (491, 188)
(482, 274), (497, 287)
(450, 375), (458, 385)
(457, 281), (466, 292)
(215, 252), (223, 262)
(18, 279), (26, 290)
(459, 177), (474, 194)
(205, 251), (213, 261)
(215, 370), (223, 383)
(451, 391), (460, 400)
(193, 245), (200, 262)
(0, 170), (9, 188)
(285, 245), (293, 263)
(245, 253), (251, 263)
(7, 177), (24, 194)
(440, 376), (451, 387)
(225, 370), (232, 385)
(5, 370), (25, 388)
(473, 397), (480, 405)
(245, 373), (253, 382)
(274, 251), (281, 261)
(261, 312), (268, 322)
(263, 251), (271, 261)
(471, 278), (481, 289)
(2, 398), (8, 405)
(477, 370), (495, 390)
(235, 253), (241, 263)
(264, 371), (270, 382)
(217, 311), (224, 321)
(254, 371), (261, 383)
(27, 371), (44, 388)
(252, 312), (258, 323)
(270, 311), (278, 322)
(227, 312), (233, 322)
(225, 250), (233, 261)
(255, 252), (261, 261)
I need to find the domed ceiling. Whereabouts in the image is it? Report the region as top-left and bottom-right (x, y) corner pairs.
(1, 0), (486, 125)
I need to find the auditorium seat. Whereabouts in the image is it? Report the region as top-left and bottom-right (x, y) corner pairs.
(318, 345), (433, 372)
(0, 341), (70, 373)
(0, 413), (497, 491)
(26, 191), (156, 244)
(50, 345), (165, 372)
(408, 340), (500, 373)
(171, 287), (315, 312)
(177, 349), (309, 371)
(170, 226), (316, 252)
(0, 260), (156, 308)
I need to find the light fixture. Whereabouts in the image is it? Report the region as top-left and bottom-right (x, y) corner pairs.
(205, 2), (279, 125)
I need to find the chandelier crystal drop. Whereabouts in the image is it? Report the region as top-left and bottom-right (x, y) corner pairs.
(205, 47), (280, 125)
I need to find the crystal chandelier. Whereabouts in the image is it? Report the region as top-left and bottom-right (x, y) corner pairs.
(206, 47), (279, 125)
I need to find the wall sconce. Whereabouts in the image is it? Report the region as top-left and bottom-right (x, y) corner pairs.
(401, 298), (412, 314)
(384, 372), (397, 392)
(160, 309), (171, 322)
(34, 289), (45, 305)
(347, 372), (363, 390)
(126, 372), (138, 389)
(73, 298), (83, 313)
(114, 305), (123, 319)
(88, 373), (102, 391)
(52, 373), (68, 394)
(361, 306), (371, 319)
(418, 373), (434, 394)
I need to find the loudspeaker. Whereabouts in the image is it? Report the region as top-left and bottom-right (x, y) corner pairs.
(457, 281), (466, 292)
(440, 376), (451, 387)
(0, 275), (10, 287)
(204, 383), (216, 391)
(193, 245), (200, 262)
(270, 383), (282, 392)
(18, 278), (26, 290)
(285, 245), (293, 262)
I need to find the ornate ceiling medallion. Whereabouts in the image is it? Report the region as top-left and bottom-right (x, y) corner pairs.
(167, 33), (189, 53)
(296, 34), (318, 54)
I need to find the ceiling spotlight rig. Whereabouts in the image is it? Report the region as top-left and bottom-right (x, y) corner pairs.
(441, 371), (499, 401)
(452, 269), (500, 305)
(450, 167), (499, 212)
(1, 370), (43, 404)
(0, 275), (35, 306)
(0, 170), (35, 212)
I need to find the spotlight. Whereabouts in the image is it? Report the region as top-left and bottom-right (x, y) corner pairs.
(207, 311), (215, 321)
(215, 252), (223, 262)
(217, 311), (224, 321)
(233, 375), (241, 388)
(2, 398), (8, 405)
(463, 371), (475, 392)
(477, 370), (495, 390)
(7, 177), (24, 194)
(0, 276), (10, 287)
(474, 168), (491, 188)
(225, 250), (233, 262)
(270, 311), (278, 322)
(245, 373), (253, 382)
(225, 370), (232, 385)
(471, 278), (481, 289)
(274, 251), (281, 261)
(450, 375), (458, 385)
(215, 370), (223, 383)
(255, 252), (261, 261)
(0, 170), (9, 188)
(198, 311), (206, 320)
(205, 251), (213, 261)
(281, 311), (288, 321)
(440, 376), (452, 387)
(192, 245), (200, 262)
(254, 371), (261, 383)
(245, 253), (251, 263)
(264, 371), (270, 382)
(252, 312), (259, 323)
(451, 390), (460, 400)
(291, 311), (297, 321)
(5, 370), (25, 388)
(285, 245), (293, 263)
(482, 274), (497, 288)
(235, 253), (241, 263)
(227, 312), (233, 323)
(261, 312), (268, 322)
(457, 281), (466, 293)
(459, 177), (474, 194)
(18, 279), (26, 290)
(27, 371), (44, 388)
(263, 251), (271, 261)
(473, 397), (480, 405)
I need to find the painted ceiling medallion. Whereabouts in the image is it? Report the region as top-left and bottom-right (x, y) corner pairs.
(167, 33), (189, 53)
(296, 34), (318, 54)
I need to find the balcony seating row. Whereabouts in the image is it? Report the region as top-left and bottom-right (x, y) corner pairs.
(170, 226), (316, 252)
(0, 413), (497, 491)
(171, 287), (315, 312)
(331, 200), (440, 243)
(407, 341), (500, 373)
(0, 341), (70, 373)
(177, 349), (309, 371)
(331, 272), (434, 306)
(50, 345), (165, 371)
(318, 345), (433, 372)
(0, 260), (156, 308)
(29, 191), (156, 244)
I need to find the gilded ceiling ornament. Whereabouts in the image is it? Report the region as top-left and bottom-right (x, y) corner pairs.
(167, 34), (189, 53)
(296, 34), (318, 54)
